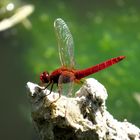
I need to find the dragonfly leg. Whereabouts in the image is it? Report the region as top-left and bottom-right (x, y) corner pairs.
(52, 83), (61, 102)
(46, 82), (54, 96)
(50, 89), (61, 104)
(43, 82), (52, 90)
(41, 82), (54, 96)
(50, 80), (62, 104)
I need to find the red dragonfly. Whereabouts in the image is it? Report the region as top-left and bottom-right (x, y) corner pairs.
(40, 18), (125, 99)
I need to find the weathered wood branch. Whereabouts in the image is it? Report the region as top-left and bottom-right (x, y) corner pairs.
(26, 78), (140, 140)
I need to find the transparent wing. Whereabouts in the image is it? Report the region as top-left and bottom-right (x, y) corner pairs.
(54, 18), (75, 68)
(58, 74), (74, 97)
(58, 75), (74, 117)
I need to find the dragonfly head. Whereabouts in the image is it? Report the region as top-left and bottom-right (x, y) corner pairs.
(40, 71), (50, 83)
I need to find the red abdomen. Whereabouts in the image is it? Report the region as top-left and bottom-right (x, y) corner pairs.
(75, 56), (125, 79)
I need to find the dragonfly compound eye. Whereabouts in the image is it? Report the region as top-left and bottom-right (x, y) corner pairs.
(40, 71), (49, 83)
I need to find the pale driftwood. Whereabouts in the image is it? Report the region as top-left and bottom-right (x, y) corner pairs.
(26, 78), (140, 140)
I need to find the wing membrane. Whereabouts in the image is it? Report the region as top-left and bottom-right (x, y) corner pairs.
(54, 18), (75, 68)
(58, 74), (74, 97)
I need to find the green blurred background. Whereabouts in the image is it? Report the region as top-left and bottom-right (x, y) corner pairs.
(0, 0), (140, 139)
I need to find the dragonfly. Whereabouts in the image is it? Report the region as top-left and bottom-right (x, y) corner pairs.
(40, 18), (125, 100)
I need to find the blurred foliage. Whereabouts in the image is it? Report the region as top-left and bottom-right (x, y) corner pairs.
(0, 0), (140, 139)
